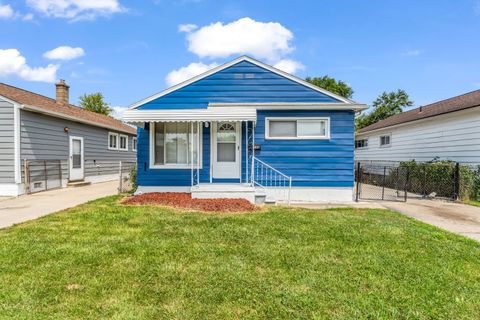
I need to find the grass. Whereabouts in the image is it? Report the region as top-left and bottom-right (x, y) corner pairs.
(1, 196), (480, 319)
(464, 200), (480, 207)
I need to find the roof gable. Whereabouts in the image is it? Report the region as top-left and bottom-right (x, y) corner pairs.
(0, 82), (135, 134)
(131, 56), (353, 110)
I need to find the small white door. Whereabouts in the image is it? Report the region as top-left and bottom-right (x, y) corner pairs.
(69, 136), (84, 181)
(212, 122), (241, 179)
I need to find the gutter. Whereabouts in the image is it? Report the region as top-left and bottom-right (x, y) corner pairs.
(20, 104), (136, 135)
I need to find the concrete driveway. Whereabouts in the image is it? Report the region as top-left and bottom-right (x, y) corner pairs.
(0, 181), (118, 229)
(380, 199), (480, 242)
(294, 199), (480, 242)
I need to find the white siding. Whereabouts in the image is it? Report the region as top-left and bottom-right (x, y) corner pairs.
(355, 107), (480, 164)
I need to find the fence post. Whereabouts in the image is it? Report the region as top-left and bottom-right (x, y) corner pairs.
(381, 166), (386, 200)
(404, 165), (410, 202)
(454, 162), (460, 201)
(118, 161), (122, 194)
(44, 160), (48, 190)
(24, 159), (29, 194)
(355, 162), (361, 202)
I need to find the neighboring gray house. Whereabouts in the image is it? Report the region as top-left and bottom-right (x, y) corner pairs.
(0, 80), (136, 196)
(355, 90), (480, 165)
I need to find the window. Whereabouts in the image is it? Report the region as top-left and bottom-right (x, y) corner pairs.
(119, 134), (128, 151)
(355, 139), (368, 149)
(380, 135), (391, 147)
(132, 137), (137, 151)
(266, 118), (329, 139)
(150, 122), (201, 168)
(108, 132), (118, 150)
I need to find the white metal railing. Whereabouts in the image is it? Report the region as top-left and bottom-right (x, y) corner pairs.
(251, 156), (292, 204)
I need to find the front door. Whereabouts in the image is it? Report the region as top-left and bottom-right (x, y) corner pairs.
(69, 136), (84, 181)
(212, 122), (241, 179)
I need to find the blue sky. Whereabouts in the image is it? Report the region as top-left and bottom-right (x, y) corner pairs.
(1, 0), (480, 117)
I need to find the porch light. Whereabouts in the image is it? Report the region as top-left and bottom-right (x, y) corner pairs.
(204, 122), (209, 128)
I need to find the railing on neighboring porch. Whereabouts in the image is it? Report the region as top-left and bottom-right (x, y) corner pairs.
(251, 156), (292, 204)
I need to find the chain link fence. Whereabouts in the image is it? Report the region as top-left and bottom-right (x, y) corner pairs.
(118, 161), (137, 194)
(355, 160), (480, 202)
(23, 159), (63, 194)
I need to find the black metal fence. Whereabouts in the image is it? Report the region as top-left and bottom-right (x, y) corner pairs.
(24, 160), (63, 194)
(355, 161), (464, 202)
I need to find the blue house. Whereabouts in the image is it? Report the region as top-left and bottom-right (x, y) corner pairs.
(124, 56), (367, 203)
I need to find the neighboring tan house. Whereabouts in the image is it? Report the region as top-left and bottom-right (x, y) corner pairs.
(355, 90), (480, 164)
(123, 56), (367, 203)
(0, 81), (136, 196)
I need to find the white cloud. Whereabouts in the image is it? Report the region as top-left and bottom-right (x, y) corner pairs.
(22, 13), (34, 21)
(111, 105), (127, 119)
(0, 3), (14, 19)
(403, 49), (422, 57)
(165, 62), (218, 87)
(273, 59), (305, 74)
(0, 49), (59, 82)
(44, 46), (85, 60)
(26, 0), (125, 20)
(178, 23), (197, 33)
(184, 17), (294, 62)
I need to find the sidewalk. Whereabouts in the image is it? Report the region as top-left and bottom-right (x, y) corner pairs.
(0, 181), (118, 229)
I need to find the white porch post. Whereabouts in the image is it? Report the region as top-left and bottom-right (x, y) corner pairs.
(197, 121), (200, 185)
(191, 122), (194, 186)
(250, 122), (255, 185)
(245, 121), (248, 184)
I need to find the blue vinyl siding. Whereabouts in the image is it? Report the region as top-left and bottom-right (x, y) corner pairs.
(137, 111), (354, 188)
(138, 61), (341, 110)
(253, 110), (354, 187)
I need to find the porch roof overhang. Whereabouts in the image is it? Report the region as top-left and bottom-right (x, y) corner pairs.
(123, 106), (257, 125)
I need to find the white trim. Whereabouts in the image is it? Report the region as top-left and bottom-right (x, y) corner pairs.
(209, 102), (368, 111)
(119, 134), (129, 151)
(379, 134), (392, 148)
(265, 117), (330, 140)
(69, 136), (84, 181)
(13, 102), (21, 183)
(270, 186), (354, 203)
(132, 137), (137, 151)
(123, 106), (257, 123)
(354, 138), (369, 150)
(128, 56), (357, 110)
(20, 104), (135, 135)
(108, 132), (119, 150)
(149, 122), (203, 169)
(0, 183), (22, 196)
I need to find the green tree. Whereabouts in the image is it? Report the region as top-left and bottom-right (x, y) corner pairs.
(356, 89), (413, 129)
(79, 93), (112, 116)
(305, 75), (354, 99)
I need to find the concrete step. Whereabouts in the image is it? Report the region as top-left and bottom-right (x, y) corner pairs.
(67, 180), (91, 188)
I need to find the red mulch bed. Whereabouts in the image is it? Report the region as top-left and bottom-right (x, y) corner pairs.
(121, 192), (257, 213)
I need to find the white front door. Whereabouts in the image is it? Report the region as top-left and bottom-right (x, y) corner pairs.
(69, 136), (84, 181)
(212, 122), (241, 179)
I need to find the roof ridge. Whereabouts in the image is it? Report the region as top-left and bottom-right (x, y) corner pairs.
(421, 89), (480, 108)
(0, 82), (60, 105)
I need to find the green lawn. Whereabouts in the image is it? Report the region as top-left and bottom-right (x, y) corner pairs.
(464, 200), (480, 207)
(1, 196), (480, 319)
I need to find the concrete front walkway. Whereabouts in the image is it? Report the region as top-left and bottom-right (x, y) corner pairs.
(0, 181), (118, 229)
(293, 199), (480, 242)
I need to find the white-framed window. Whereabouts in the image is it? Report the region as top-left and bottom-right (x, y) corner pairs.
(149, 122), (202, 169)
(119, 134), (128, 151)
(380, 135), (391, 147)
(132, 137), (137, 151)
(265, 117), (330, 140)
(355, 139), (368, 149)
(108, 132), (118, 150)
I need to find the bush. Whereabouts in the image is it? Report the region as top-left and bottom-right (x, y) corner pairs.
(130, 165), (137, 194)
